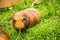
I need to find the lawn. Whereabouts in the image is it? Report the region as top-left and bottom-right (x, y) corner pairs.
(0, 0), (60, 40)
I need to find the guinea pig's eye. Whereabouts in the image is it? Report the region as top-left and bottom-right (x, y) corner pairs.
(23, 17), (26, 21)
(13, 20), (16, 23)
(22, 18), (26, 23)
(23, 18), (26, 20)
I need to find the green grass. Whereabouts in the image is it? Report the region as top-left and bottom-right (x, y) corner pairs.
(0, 0), (60, 40)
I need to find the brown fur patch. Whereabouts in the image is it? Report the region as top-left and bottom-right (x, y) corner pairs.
(0, 29), (10, 40)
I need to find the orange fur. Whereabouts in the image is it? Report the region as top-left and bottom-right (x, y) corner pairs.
(0, 29), (10, 40)
(0, 0), (21, 8)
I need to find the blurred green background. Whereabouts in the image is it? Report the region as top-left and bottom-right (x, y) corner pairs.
(0, 0), (60, 40)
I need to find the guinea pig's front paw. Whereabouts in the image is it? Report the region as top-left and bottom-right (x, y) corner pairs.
(8, 7), (13, 10)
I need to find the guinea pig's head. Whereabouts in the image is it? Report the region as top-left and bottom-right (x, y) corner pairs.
(13, 13), (25, 29)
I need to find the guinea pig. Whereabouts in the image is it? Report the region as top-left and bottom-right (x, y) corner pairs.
(0, 29), (10, 40)
(13, 8), (40, 30)
(0, 0), (21, 8)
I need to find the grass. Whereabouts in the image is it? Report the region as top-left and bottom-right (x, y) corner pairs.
(0, 0), (60, 40)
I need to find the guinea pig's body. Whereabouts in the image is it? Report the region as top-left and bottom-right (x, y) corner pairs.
(13, 8), (40, 30)
(0, 29), (10, 40)
(0, 0), (21, 8)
